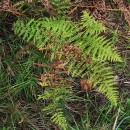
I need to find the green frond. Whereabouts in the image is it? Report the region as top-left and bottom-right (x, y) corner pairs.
(13, 17), (77, 59)
(88, 61), (118, 106)
(50, 0), (71, 14)
(67, 59), (118, 105)
(78, 11), (122, 62)
(51, 110), (68, 130)
(13, 11), (122, 106)
(80, 11), (106, 35)
(78, 39), (121, 62)
(38, 87), (74, 130)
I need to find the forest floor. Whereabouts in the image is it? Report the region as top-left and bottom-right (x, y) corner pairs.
(0, 0), (130, 130)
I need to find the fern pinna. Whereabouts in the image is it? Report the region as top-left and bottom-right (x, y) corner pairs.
(13, 11), (122, 129)
(38, 86), (76, 130)
(50, 0), (71, 14)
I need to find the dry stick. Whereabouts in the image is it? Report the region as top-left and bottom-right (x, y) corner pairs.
(68, 4), (130, 16)
(124, 81), (130, 84)
(77, 5), (129, 12)
(78, 5), (127, 12)
(33, 62), (52, 68)
(112, 107), (120, 130)
(0, 56), (2, 71)
(0, 9), (27, 16)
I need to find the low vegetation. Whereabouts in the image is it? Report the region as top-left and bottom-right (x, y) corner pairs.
(0, 0), (130, 130)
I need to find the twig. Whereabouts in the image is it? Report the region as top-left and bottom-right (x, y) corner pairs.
(33, 62), (52, 68)
(112, 107), (120, 130)
(68, 4), (129, 16)
(76, 4), (129, 12)
(65, 105), (80, 115)
(0, 9), (27, 16)
(124, 81), (130, 84)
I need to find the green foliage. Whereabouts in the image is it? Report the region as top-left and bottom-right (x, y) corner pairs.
(0, 0), (129, 129)
(13, 11), (122, 105)
(1, 127), (9, 130)
(13, 17), (76, 50)
(13, 11), (122, 129)
(38, 86), (76, 130)
(79, 11), (122, 62)
(50, 0), (71, 14)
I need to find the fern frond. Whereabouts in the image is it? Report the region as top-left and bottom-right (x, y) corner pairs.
(38, 87), (74, 130)
(80, 11), (105, 35)
(51, 110), (68, 130)
(13, 11), (122, 106)
(50, 0), (70, 14)
(78, 11), (122, 62)
(75, 35), (122, 62)
(88, 61), (118, 105)
(67, 58), (118, 105)
(13, 17), (78, 60)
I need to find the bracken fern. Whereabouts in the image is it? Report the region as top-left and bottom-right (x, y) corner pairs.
(13, 11), (122, 105)
(38, 86), (75, 130)
(13, 11), (122, 129)
(50, 0), (71, 14)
